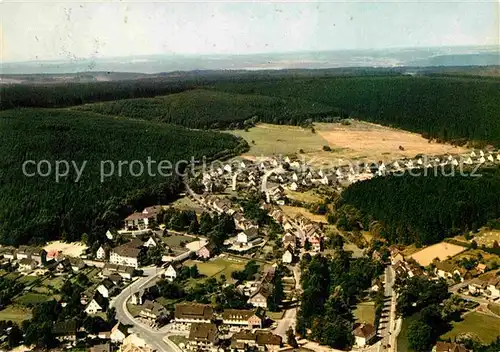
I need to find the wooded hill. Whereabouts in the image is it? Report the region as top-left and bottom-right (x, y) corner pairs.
(0, 108), (245, 246)
(336, 166), (500, 246)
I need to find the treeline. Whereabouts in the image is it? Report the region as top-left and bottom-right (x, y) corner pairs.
(214, 76), (500, 146)
(0, 80), (194, 109)
(336, 166), (500, 246)
(0, 108), (243, 246)
(75, 89), (339, 129)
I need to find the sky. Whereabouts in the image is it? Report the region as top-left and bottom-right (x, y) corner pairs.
(1, 0), (499, 62)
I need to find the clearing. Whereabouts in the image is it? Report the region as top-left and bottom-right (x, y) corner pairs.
(284, 189), (323, 204)
(43, 241), (87, 259)
(164, 234), (195, 248)
(353, 301), (376, 325)
(473, 228), (500, 248)
(170, 196), (206, 214)
(229, 121), (468, 166)
(280, 205), (328, 223)
(183, 256), (248, 280)
(409, 242), (466, 266)
(14, 292), (55, 306)
(0, 306), (32, 324)
(440, 312), (500, 343)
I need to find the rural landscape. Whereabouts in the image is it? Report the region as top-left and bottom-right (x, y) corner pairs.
(1, 2), (500, 352)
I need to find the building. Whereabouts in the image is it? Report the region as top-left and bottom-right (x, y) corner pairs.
(197, 244), (215, 260)
(353, 323), (376, 347)
(110, 322), (129, 343)
(174, 303), (213, 324)
(139, 300), (167, 320)
(97, 279), (116, 298)
(237, 228), (260, 244)
(102, 263), (135, 280)
(282, 233), (296, 249)
(231, 330), (282, 352)
(433, 342), (468, 352)
(468, 278), (488, 295)
(90, 344), (111, 352)
(144, 236), (158, 248)
(30, 248), (47, 265)
(69, 257), (86, 272)
(390, 250), (405, 265)
(53, 320), (77, 342)
(16, 246), (31, 261)
(487, 277), (500, 298)
(96, 245), (108, 260)
(307, 234), (322, 252)
(85, 292), (107, 314)
(247, 285), (271, 309)
(221, 308), (264, 328)
(131, 290), (145, 305)
(18, 258), (37, 271)
(282, 247), (294, 264)
(165, 264), (179, 282)
(434, 262), (466, 282)
(0, 247), (16, 261)
(187, 323), (219, 351)
(110, 242), (142, 268)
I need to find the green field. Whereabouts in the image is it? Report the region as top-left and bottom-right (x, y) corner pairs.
(0, 306), (32, 324)
(40, 275), (66, 290)
(183, 257), (248, 279)
(18, 275), (40, 285)
(397, 314), (418, 352)
(441, 312), (500, 343)
(228, 123), (327, 157)
(164, 235), (195, 248)
(488, 303), (500, 316)
(14, 292), (54, 306)
(354, 301), (376, 325)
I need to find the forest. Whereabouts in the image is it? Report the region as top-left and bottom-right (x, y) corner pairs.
(74, 89), (338, 129)
(0, 108), (245, 246)
(336, 166), (500, 246)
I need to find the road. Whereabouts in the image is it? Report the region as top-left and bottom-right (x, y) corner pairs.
(273, 264), (301, 340)
(377, 265), (397, 352)
(110, 269), (175, 352)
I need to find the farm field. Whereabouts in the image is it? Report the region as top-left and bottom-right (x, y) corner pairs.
(397, 314), (418, 352)
(14, 292), (54, 306)
(354, 301), (375, 325)
(440, 312), (500, 343)
(170, 196), (205, 214)
(0, 306), (32, 324)
(284, 189), (323, 204)
(183, 256), (248, 280)
(280, 205), (328, 223)
(409, 242), (466, 266)
(488, 303), (500, 316)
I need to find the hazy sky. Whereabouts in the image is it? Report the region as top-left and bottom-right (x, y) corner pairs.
(1, 0), (499, 62)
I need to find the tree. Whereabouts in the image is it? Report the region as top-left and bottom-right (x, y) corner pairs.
(322, 145), (332, 152)
(188, 219), (199, 234)
(471, 240), (478, 249)
(493, 240), (499, 249)
(304, 239), (312, 251)
(189, 265), (200, 279)
(107, 307), (116, 324)
(408, 319), (433, 352)
(7, 324), (22, 350)
(286, 327), (299, 348)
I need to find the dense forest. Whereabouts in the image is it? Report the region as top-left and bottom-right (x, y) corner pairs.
(0, 108), (245, 245)
(75, 89), (338, 129)
(3, 74), (500, 146)
(336, 166), (500, 246)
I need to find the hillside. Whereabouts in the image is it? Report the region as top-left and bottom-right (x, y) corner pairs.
(0, 108), (244, 246)
(74, 89), (337, 129)
(337, 166), (500, 246)
(213, 76), (500, 147)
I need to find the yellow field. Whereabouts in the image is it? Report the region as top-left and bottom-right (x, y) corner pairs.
(227, 121), (468, 166)
(280, 205), (328, 223)
(285, 189), (323, 204)
(409, 242), (466, 266)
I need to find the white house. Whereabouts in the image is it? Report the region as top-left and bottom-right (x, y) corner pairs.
(144, 237), (158, 248)
(85, 293), (107, 314)
(174, 303), (214, 324)
(282, 247), (294, 264)
(96, 279), (116, 298)
(19, 258), (37, 272)
(110, 323), (129, 343)
(110, 243), (141, 268)
(165, 264), (178, 282)
(96, 246), (107, 260)
(353, 323), (376, 347)
(106, 230), (115, 240)
(237, 228), (259, 244)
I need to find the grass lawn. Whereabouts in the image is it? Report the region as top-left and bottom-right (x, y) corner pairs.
(354, 301), (376, 325)
(164, 235), (194, 248)
(169, 335), (189, 347)
(0, 306), (32, 324)
(171, 196), (205, 214)
(41, 275), (66, 290)
(488, 303), (500, 316)
(285, 190), (323, 204)
(156, 296), (181, 308)
(14, 292), (53, 306)
(4, 272), (20, 281)
(267, 310), (285, 321)
(184, 257), (248, 280)
(280, 205), (327, 223)
(18, 275), (40, 285)
(441, 312), (500, 344)
(397, 314), (418, 352)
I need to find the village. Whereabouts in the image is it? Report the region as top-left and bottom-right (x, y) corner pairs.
(0, 149), (499, 352)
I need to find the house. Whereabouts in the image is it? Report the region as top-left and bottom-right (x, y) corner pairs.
(231, 330), (282, 352)
(282, 233), (296, 249)
(56, 258), (72, 273)
(139, 300), (167, 320)
(19, 258), (37, 271)
(144, 236), (158, 248)
(476, 263), (487, 274)
(308, 234), (322, 252)
(53, 320), (77, 342)
(282, 247), (294, 264)
(435, 262), (465, 282)
(85, 292), (108, 314)
(468, 278), (488, 295)
(0, 247), (16, 261)
(69, 257), (86, 272)
(110, 322), (129, 343)
(16, 246), (31, 261)
(105, 230), (116, 240)
(90, 344), (111, 352)
(433, 341), (468, 352)
(131, 290), (145, 305)
(221, 308), (264, 328)
(247, 285), (271, 309)
(96, 245), (109, 260)
(102, 263), (135, 280)
(174, 303), (214, 324)
(486, 277), (500, 298)
(197, 244), (215, 260)
(108, 273), (123, 285)
(187, 323), (219, 351)
(124, 206), (161, 230)
(97, 279), (116, 298)
(237, 228), (260, 244)
(30, 248), (47, 265)
(390, 250), (405, 265)
(353, 323), (376, 347)
(165, 264), (179, 282)
(110, 242), (142, 268)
